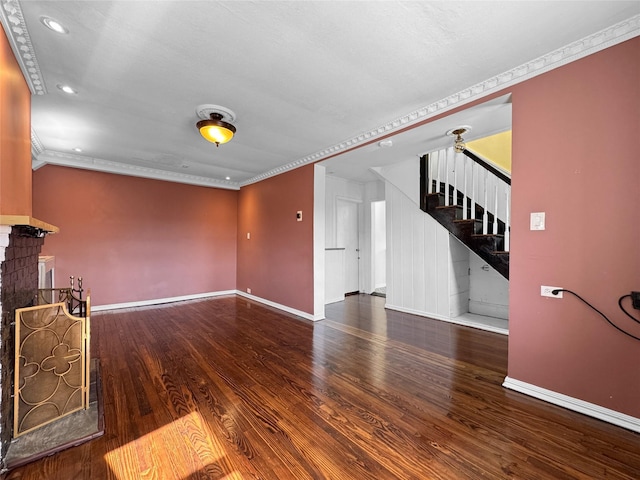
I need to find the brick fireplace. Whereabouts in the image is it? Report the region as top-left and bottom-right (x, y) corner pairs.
(0, 225), (47, 461)
(2, 15), (59, 467)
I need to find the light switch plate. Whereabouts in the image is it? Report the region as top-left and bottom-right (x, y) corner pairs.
(530, 212), (545, 230)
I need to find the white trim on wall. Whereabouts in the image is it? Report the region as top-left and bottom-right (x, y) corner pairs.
(93, 289), (322, 322)
(503, 376), (640, 434)
(313, 164), (327, 318)
(91, 290), (237, 311)
(385, 304), (508, 335)
(236, 290), (321, 322)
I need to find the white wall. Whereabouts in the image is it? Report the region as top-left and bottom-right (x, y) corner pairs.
(449, 237), (470, 317)
(362, 180), (385, 293)
(372, 201), (386, 289)
(313, 165), (326, 318)
(385, 171), (452, 320)
(469, 253), (509, 319)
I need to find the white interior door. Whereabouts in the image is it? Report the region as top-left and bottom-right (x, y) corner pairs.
(337, 199), (359, 294)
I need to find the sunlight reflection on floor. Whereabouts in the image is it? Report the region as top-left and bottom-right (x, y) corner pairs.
(104, 410), (242, 479)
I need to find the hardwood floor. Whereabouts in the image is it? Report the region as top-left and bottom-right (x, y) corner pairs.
(4, 294), (639, 479)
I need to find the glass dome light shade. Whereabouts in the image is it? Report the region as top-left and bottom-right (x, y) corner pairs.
(197, 113), (236, 146)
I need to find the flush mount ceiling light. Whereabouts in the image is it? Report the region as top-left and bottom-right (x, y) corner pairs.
(446, 125), (472, 153)
(196, 104), (237, 147)
(57, 84), (77, 95)
(40, 16), (68, 34)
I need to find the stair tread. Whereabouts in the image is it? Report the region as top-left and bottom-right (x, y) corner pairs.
(435, 205), (462, 210)
(471, 233), (504, 238)
(422, 174), (509, 280)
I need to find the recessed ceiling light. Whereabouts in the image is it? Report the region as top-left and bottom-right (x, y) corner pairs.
(57, 84), (77, 95)
(378, 140), (393, 148)
(225, 176), (231, 180)
(72, 147), (82, 152)
(40, 16), (68, 34)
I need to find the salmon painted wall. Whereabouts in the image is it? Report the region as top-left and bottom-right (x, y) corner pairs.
(237, 164), (315, 314)
(508, 37), (640, 417)
(0, 25), (32, 216)
(33, 165), (238, 306)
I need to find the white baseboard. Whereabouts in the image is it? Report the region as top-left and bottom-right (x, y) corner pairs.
(92, 290), (236, 312)
(469, 299), (509, 320)
(93, 289), (322, 321)
(385, 303), (508, 335)
(503, 376), (640, 434)
(385, 303), (451, 322)
(235, 290), (322, 321)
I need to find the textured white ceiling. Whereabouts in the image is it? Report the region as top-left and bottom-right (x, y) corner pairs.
(3, 1), (639, 188)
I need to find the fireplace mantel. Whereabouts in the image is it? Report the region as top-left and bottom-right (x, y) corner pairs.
(0, 216), (59, 234)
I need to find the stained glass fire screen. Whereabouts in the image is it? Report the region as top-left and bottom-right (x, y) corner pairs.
(13, 291), (90, 437)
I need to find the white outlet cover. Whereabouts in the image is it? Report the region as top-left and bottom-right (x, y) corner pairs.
(541, 285), (563, 298)
(530, 212), (545, 230)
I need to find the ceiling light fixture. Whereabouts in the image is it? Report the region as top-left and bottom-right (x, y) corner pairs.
(40, 16), (68, 34)
(446, 125), (472, 153)
(196, 104), (237, 147)
(57, 84), (77, 95)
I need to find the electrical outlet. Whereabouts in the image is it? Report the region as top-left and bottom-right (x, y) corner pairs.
(541, 286), (563, 298)
(631, 291), (640, 310)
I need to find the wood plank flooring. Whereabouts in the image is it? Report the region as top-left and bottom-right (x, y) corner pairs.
(4, 294), (639, 479)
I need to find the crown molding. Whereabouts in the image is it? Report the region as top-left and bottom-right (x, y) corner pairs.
(241, 14), (640, 186)
(31, 130), (46, 170)
(31, 128), (44, 154)
(36, 150), (240, 190)
(0, 0), (46, 95)
(5, 4), (636, 188)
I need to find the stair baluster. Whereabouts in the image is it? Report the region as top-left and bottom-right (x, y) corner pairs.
(420, 147), (511, 279)
(482, 168), (489, 235)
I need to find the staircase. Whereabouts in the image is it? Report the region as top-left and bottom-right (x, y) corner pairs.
(420, 148), (510, 279)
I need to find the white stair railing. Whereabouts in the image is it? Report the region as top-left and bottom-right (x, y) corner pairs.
(424, 147), (511, 252)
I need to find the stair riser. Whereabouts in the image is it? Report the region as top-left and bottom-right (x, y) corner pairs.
(422, 157), (509, 279)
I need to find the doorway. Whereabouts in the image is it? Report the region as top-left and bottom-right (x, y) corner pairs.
(371, 201), (386, 296)
(336, 198), (360, 294)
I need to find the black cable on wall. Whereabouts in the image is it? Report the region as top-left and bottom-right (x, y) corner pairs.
(551, 289), (640, 342)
